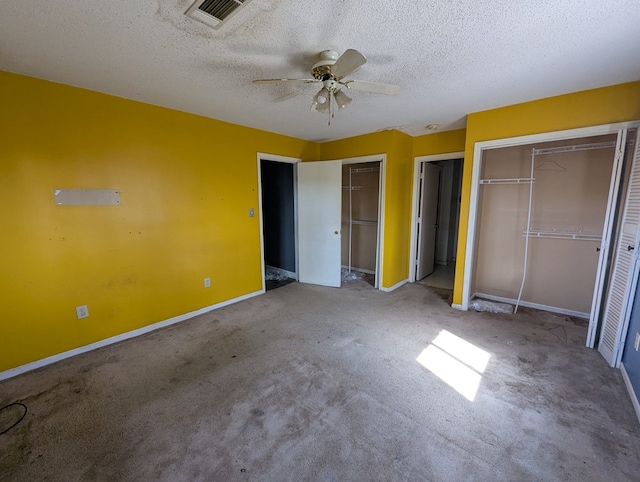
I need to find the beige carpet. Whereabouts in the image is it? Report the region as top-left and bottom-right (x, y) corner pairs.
(1, 279), (639, 481)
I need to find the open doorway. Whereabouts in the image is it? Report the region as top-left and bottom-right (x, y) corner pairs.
(258, 155), (299, 291)
(340, 156), (385, 289)
(287, 154), (385, 290)
(341, 161), (381, 288)
(410, 154), (464, 297)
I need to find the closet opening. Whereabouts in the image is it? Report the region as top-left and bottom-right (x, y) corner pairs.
(259, 157), (298, 291)
(469, 134), (618, 318)
(462, 124), (640, 368)
(341, 160), (382, 288)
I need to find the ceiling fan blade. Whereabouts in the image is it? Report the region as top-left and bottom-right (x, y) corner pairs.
(341, 79), (400, 95)
(332, 49), (367, 79)
(253, 78), (318, 84)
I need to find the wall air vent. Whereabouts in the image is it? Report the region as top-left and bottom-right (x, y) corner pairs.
(185, 0), (252, 29)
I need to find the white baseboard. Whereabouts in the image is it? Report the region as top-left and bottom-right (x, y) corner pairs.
(0, 289), (264, 382)
(266, 265), (297, 280)
(475, 292), (589, 319)
(381, 278), (408, 292)
(451, 303), (465, 311)
(621, 363), (640, 424)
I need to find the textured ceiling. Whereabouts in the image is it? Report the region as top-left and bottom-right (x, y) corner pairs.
(1, 1), (639, 142)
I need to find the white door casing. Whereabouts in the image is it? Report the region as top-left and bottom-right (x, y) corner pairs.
(598, 129), (640, 366)
(297, 160), (342, 287)
(416, 163), (441, 280)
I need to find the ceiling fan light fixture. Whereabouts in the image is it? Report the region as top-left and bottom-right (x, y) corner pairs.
(334, 89), (352, 110)
(314, 87), (330, 105)
(315, 97), (331, 114)
(253, 48), (401, 125)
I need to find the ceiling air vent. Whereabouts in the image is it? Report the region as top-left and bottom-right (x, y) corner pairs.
(185, 0), (252, 29)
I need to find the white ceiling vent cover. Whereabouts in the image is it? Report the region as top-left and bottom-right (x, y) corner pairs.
(185, 0), (252, 29)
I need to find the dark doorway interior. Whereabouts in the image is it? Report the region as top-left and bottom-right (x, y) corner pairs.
(261, 160), (296, 290)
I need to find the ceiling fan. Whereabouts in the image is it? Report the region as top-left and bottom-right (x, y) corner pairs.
(253, 49), (400, 121)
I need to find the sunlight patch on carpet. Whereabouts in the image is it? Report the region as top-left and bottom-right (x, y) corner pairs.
(416, 330), (491, 401)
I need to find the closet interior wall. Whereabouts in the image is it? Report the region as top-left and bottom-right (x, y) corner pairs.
(341, 162), (380, 274)
(472, 134), (617, 316)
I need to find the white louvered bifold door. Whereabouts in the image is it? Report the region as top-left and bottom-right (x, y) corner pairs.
(586, 130), (628, 348)
(598, 129), (640, 366)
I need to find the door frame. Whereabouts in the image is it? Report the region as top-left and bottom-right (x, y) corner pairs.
(409, 152), (465, 283)
(341, 154), (387, 290)
(462, 121), (640, 312)
(256, 153), (301, 293)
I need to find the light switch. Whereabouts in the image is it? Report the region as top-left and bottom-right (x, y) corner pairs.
(249, 208), (255, 218)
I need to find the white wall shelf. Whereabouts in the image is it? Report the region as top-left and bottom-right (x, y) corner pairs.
(522, 228), (602, 241)
(479, 178), (534, 185)
(351, 219), (377, 226)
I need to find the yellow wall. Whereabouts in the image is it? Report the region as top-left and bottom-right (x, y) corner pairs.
(4, 69), (638, 373)
(453, 81), (640, 305)
(413, 128), (466, 157)
(0, 71), (313, 372)
(319, 130), (414, 288)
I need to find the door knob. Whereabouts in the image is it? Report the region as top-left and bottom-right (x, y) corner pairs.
(334, 231), (339, 235)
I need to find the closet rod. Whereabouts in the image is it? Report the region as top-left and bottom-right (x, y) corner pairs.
(349, 167), (380, 173)
(532, 141), (615, 156)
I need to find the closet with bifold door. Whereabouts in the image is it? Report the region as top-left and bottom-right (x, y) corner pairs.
(472, 134), (618, 318)
(341, 161), (380, 285)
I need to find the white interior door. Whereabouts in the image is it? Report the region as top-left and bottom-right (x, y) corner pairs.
(587, 130), (628, 347)
(598, 129), (640, 366)
(416, 163), (441, 280)
(298, 160), (342, 287)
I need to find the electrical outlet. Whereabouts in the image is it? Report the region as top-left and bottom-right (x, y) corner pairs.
(76, 305), (89, 320)
(634, 332), (640, 351)
(204, 277), (211, 288)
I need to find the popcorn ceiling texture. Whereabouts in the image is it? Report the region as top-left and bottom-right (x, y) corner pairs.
(0, 0), (638, 141)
